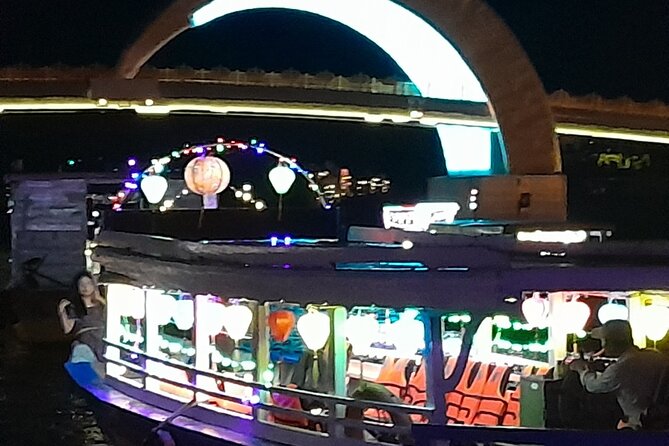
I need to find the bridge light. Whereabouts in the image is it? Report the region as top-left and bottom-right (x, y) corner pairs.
(97, 98), (108, 106)
(409, 110), (424, 119)
(144, 98), (154, 106)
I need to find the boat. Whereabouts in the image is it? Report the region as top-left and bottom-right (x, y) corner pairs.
(66, 222), (669, 446)
(65, 138), (669, 445)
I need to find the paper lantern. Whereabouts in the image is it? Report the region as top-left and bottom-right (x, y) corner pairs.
(598, 302), (629, 324)
(222, 304), (253, 341)
(268, 164), (296, 195)
(390, 309), (425, 357)
(199, 301), (227, 336)
(555, 298), (590, 334)
(297, 310), (331, 351)
(522, 293), (549, 328)
(184, 156), (231, 196)
(116, 286), (146, 320)
(344, 314), (379, 355)
(642, 304), (669, 341)
(173, 299), (194, 331)
(268, 310), (296, 342)
(148, 293), (176, 326)
(140, 175), (168, 204)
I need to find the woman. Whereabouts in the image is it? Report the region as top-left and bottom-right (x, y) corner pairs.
(57, 271), (106, 375)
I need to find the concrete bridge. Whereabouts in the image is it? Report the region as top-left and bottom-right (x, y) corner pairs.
(1, 66), (668, 146)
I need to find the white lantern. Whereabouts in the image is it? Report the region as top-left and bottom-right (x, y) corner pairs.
(268, 164), (296, 195)
(598, 301), (629, 324)
(390, 309), (425, 358)
(344, 314), (379, 356)
(199, 300), (227, 336)
(173, 299), (194, 331)
(642, 304), (669, 341)
(140, 175), (168, 204)
(297, 310), (331, 351)
(149, 293), (176, 326)
(222, 304), (253, 341)
(522, 293), (549, 328)
(556, 298), (591, 334)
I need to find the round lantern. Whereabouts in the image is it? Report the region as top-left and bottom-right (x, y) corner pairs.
(199, 301), (227, 336)
(555, 297), (591, 334)
(641, 304), (669, 341)
(149, 293), (176, 326)
(268, 310), (296, 343)
(140, 175), (168, 204)
(390, 309), (425, 358)
(222, 304), (253, 342)
(184, 156), (231, 195)
(268, 164), (296, 195)
(173, 299), (195, 331)
(344, 314), (379, 356)
(522, 293), (550, 328)
(598, 301), (629, 324)
(297, 309), (331, 352)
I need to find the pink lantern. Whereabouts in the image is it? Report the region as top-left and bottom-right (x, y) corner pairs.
(184, 156), (231, 209)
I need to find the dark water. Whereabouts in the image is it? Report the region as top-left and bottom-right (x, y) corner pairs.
(0, 332), (113, 446)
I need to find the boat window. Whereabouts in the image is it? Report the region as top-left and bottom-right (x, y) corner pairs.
(441, 313), (471, 378)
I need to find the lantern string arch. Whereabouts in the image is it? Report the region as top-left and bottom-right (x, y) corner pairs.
(111, 137), (330, 212)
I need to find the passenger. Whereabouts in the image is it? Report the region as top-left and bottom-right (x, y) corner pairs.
(569, 319), (669, 430)
(57, 271), (106, 376)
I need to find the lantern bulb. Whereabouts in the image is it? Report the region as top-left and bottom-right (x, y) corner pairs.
(141, 175), (168, 204)
(268, 165), (296, 195)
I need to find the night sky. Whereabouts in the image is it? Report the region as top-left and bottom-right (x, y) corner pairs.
(0, 1), (668, 185)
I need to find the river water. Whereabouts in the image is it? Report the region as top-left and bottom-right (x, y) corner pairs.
(0, 332), (113, 446)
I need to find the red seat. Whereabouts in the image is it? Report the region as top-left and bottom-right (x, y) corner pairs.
(473, 365), (511, 425)
(455, 362), (490, 424)
(270, 384), (308, 428)
(445, 360), (479, 423)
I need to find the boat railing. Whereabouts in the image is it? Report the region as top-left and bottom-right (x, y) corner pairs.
(104, 339), (431, 443)
(412, 423), (669, 446)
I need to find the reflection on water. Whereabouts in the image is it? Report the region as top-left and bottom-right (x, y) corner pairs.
(0, 333), (113, 446)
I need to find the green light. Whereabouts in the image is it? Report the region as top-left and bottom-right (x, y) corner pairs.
(250, 139), (258, 145)
(216, 144), (224, 153)
(67, 159), (75, 166)
(171, 150), (180, 158)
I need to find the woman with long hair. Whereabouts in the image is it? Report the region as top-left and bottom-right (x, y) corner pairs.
(57, 271), (106, 375)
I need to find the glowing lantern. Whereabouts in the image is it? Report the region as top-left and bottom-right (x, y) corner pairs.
(184, 156), (231, 209)
(598, 301), (629, 324)
(140, 175), (168, 204)
(555, 298), (591, 334)
(199, 300), (227, 336)
(268, 310), (296, 343)
(268, 164), (296, 195)
(522, 293), (549, 328)
(173, 299), (194, 331)
(149, 293), (176, 326)
(222, 304), (253, 341)
(390, 309), (425, 357)
(641, 304), (669, 341)
(344, 314), (379, 356)
(116, 286), (146, 320)
(297, 309), (331, 352)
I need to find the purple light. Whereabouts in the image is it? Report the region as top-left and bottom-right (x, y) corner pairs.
(124, 182), (138, 190)
(282, 263), (291, 269)
(283, 236), (292, 246)
(270, 236), (278, 247)
(130, 172), (140, 180)
(255, 148), (264, 154)
(127, 158), (137, 167)
(195, 147), (204, 154)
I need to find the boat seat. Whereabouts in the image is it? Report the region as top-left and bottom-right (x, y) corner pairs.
(445, 360), (479, 423)
(270, 384), (309, 428)
(454, 362), (490, 424)
(472, 365), (511, 426)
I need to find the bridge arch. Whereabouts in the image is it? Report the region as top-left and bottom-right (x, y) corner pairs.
(117, 0), (560, 175)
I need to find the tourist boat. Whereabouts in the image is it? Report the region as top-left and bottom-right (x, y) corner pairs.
(63, 138), (669, 445)
(66, 221), (669, 446)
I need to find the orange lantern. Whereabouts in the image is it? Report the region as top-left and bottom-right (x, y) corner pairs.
(268, 310), (296, 343)
(184, 156), (231, 196)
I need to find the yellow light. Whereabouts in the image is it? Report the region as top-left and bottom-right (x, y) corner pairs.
(144, 98), (154, 106)
(555, 125), (669, 145)
(97, 98), (108, 106)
